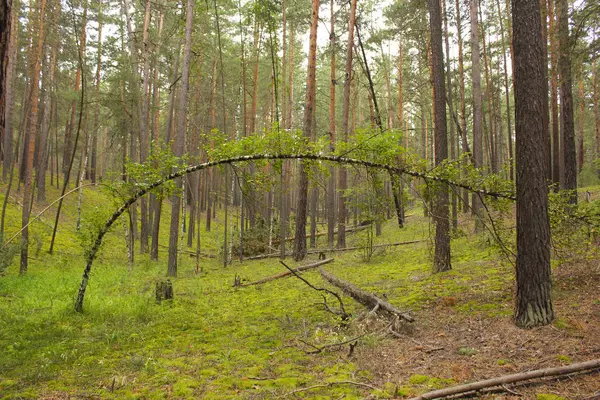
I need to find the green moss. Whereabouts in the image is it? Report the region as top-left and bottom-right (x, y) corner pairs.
(537, 394), (568, 400)
(408, 374), (430, 385)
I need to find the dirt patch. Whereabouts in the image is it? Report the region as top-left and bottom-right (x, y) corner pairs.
(355, 262), (600, 399)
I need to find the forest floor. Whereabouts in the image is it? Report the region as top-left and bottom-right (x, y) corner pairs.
(1, 180), (599, 399)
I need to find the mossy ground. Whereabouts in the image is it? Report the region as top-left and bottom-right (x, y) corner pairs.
(1, 178), (599, 399)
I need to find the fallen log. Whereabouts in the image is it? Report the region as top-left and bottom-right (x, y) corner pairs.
(319, 268), (414, 322)
(236, 258), (334, 287)
(406, 358), (600, 400)
(272, 225), (368, 245)
(242, 240), (424, 261)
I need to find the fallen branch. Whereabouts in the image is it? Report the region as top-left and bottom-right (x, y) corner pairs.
(407, 359), (600, 400)
(242, 240), (424, 261)
(319, 268), (414, 322)
(272, 225), (368, 245)
(281, 261), (349, 320)
(236, 258), (334, 287)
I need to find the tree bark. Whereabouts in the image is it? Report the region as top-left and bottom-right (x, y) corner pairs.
(337, 0), (358, 249)
(167, 0), (193, 277)
(548, 0), (561, 187)
(20, 0), (47, 274)
(429, 0), (451, 273)
(470, 0), (483, 228)
(327, 0), (336, 249)
(512, 0), (554, 328)
(557, 0), (577, 203)
(292, 0), (319, 261)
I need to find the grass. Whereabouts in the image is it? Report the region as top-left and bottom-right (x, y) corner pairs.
(0, 175), (580, 398)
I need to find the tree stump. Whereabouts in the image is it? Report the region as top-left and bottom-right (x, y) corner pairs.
(155, 279), (173, 303)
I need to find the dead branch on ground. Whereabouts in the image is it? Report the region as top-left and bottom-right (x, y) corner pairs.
(280, 261), (349, 320)
(235, 258), (334, 287)
(319, 268), (414, 322)
(406, 358), (600, 400)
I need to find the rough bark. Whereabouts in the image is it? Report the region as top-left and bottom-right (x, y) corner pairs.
(429, 0), (451, 273)
(20, 0), (47, 274)
(337, 0), (357, 249)
(512, 0), (554, 328)
(471, 0), (483, 227)
(327, 0), (336, 249)
(167, 0), (193, 277)
(557, 0), (577, 203)
(1, 0), (15, 182)
(548, 0), (561, 187)
(292, 0), (319, 261)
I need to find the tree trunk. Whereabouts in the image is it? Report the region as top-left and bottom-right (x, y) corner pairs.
(495, 0), (514, 181)
(20, 0), (47, 274)
(292, 0), (319, 261)
(138, 0), (151, 253)
(557, 0), (577, 203)
(337, 0), (357, 249)
(167, 0), (193, 277)
(548, 0), (560, 187)
(594, 56), (600, 178)
(470, 0), (483, 228)
(442, 0), (457, 231)
(36, 43), (57, 202)
(429, 0), (451, 273)
(455, 0), (469, 212)
(90, 0), (102, 184)
(512, 0), (554, 328)
(577, 60), (584, 174)
(327, 0), (336, 249)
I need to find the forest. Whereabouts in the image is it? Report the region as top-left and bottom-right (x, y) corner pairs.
(1, 0), (600, 398)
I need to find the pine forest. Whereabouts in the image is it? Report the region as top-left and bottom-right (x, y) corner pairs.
(1, 0), (600, 398)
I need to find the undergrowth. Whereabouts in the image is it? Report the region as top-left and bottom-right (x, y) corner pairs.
(1, 176), (591, 398)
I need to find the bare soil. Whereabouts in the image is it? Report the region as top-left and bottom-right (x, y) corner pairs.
(356, 261), (600, 399)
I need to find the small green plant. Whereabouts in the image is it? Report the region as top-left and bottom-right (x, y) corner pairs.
(457, 347), (478, 356)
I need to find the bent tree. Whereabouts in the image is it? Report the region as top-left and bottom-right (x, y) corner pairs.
(73, 153), (515, 313)
(512, 0), (554, 328)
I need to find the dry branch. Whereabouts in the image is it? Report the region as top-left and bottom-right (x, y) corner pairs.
(236, 258), (334, 287)
(242, 240), (423, 261)
(407, 359), (600, 400)
(319, 268), (414, 322)
(272, 225), (368, 245)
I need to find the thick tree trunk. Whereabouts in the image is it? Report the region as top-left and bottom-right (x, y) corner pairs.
(429, 0), (451, 273)
(90, 1), (102, 184)
(512, 0), (554, 328)
(292, 0), (319, 261)
(167, 0), (193, 277)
